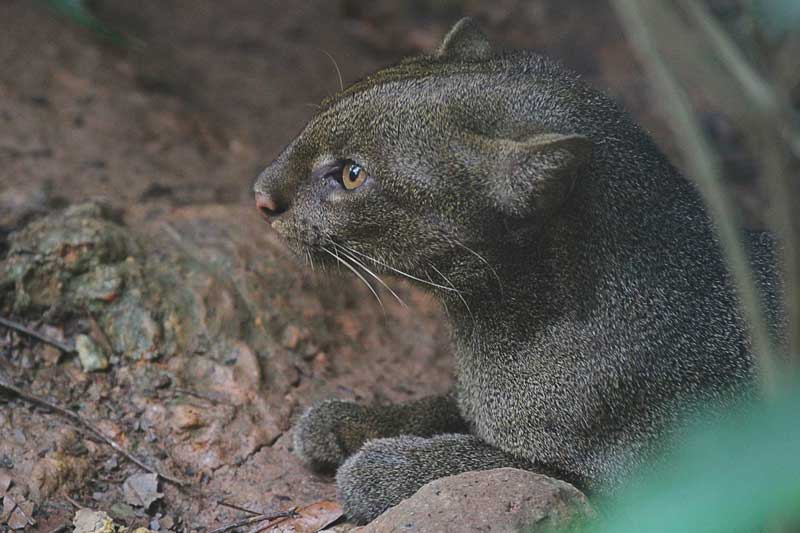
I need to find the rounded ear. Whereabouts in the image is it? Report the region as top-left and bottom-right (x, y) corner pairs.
(461, 132), (591, 218)
(436, 18), (493, 61)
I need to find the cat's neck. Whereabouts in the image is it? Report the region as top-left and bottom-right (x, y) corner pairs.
(438, 226), (585, 340)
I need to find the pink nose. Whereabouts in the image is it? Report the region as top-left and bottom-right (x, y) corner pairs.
(255, 192), (282, 222)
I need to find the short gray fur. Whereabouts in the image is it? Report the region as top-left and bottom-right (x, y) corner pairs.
(255, 18), (784, 524)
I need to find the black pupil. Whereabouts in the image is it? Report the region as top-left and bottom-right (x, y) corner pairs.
(348, 165), (361, 181)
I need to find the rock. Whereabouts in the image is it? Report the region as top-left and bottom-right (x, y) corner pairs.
(360, 468), (593, 533)
(73, 509), (115, 533)
(29, 451), (92, 504)
(5, 497), (34, 529)
(73, 508), (156, 533)
(108, 502), (136, 521)
(2, 494), (35, 530)
(159, 515), (175, 530)
(0, 203), (454, 529)
(122, 473), (163, 509)
(104, 301), (161, 360)
(37, 325), (67, 366)
(170, 404), (205, 431)
(0, 203), (133, 313)
(76, 334), (109, 372)
(0, 472), (11, 496)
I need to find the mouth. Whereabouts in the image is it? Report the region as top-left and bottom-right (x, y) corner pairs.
(265, 223), (337, 269)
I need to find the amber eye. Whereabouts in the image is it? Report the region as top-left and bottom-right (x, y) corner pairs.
(341, 162), (367, 190)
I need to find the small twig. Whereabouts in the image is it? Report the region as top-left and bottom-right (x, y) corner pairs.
(0, 378), (186, 486)
(0, 316), (75, 354)
(252, 513), (297, 533)
(678, 0), (800, 155)
(174, 387), (220, 405)
(64, 494), (84, 510)
(678, 0), (800, 377)
(47, 525), (68, 533)
(216, 500), (261, 516)
(611, 0), (780, 395)
(207, 507), (298, 533)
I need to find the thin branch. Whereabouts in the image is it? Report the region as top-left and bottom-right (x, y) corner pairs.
(252, 513), (297, 533)
(611, 0), (779, 394)
(677, 0), (800, 373)
(0, 378), (186, 486)
(760, 140), (800, 373)
(172, 387), (221, 405)
(64, 495), (84, 510)
(677, 0), (800, 156)
(0, 316), (75, 354)
(216, 500), (261, 516)
(207, 507), (298, 533)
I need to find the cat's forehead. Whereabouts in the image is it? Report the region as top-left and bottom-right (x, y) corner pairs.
(319, 58), (459, 111)
(298, 83), (437, 150)
(283, 52), (568, 169)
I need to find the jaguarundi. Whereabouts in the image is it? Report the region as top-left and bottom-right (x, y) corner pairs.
(253, 18), (782, 524)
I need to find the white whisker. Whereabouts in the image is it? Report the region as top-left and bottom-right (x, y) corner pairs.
(342, 246), (462, 293)
(318, 49), (344, 92)
(430, 263), (473, 321)
(306, 249), (316, 273)
(452, 238), (503, 294)
(322, 247), (384, 310)
(333, 243), (409, 310)
(332, 244), (342, 274)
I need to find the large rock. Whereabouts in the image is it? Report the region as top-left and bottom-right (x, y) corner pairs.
(359, 468), (592, 533)
(0, 203), (454, 529)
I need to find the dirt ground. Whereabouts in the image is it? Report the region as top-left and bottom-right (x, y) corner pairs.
(0, 1), (774, 531)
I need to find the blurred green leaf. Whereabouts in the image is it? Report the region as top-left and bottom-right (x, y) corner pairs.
(577, 389), (800, 533)
(754, 0), (800, 39)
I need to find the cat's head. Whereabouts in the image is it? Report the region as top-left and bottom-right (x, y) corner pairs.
(253, 18), (591, 292)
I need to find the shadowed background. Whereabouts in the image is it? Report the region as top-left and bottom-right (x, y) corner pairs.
(3, 0), (791, 231)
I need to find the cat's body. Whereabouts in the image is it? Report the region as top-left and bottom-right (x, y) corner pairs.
(253, 19), (782, 524)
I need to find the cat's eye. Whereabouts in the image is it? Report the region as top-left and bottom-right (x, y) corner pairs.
(342, 162), (367, 190)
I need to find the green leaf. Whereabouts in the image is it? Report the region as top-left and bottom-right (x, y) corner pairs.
(579, 389), (800, 533)
(753, 0), (800, 39)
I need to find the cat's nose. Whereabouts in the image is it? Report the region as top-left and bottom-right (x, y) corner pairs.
(255, 192), (288, 222)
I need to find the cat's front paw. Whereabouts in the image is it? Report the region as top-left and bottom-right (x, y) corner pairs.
(336, 436), (442, 524)
(292, 400), (370, 472)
